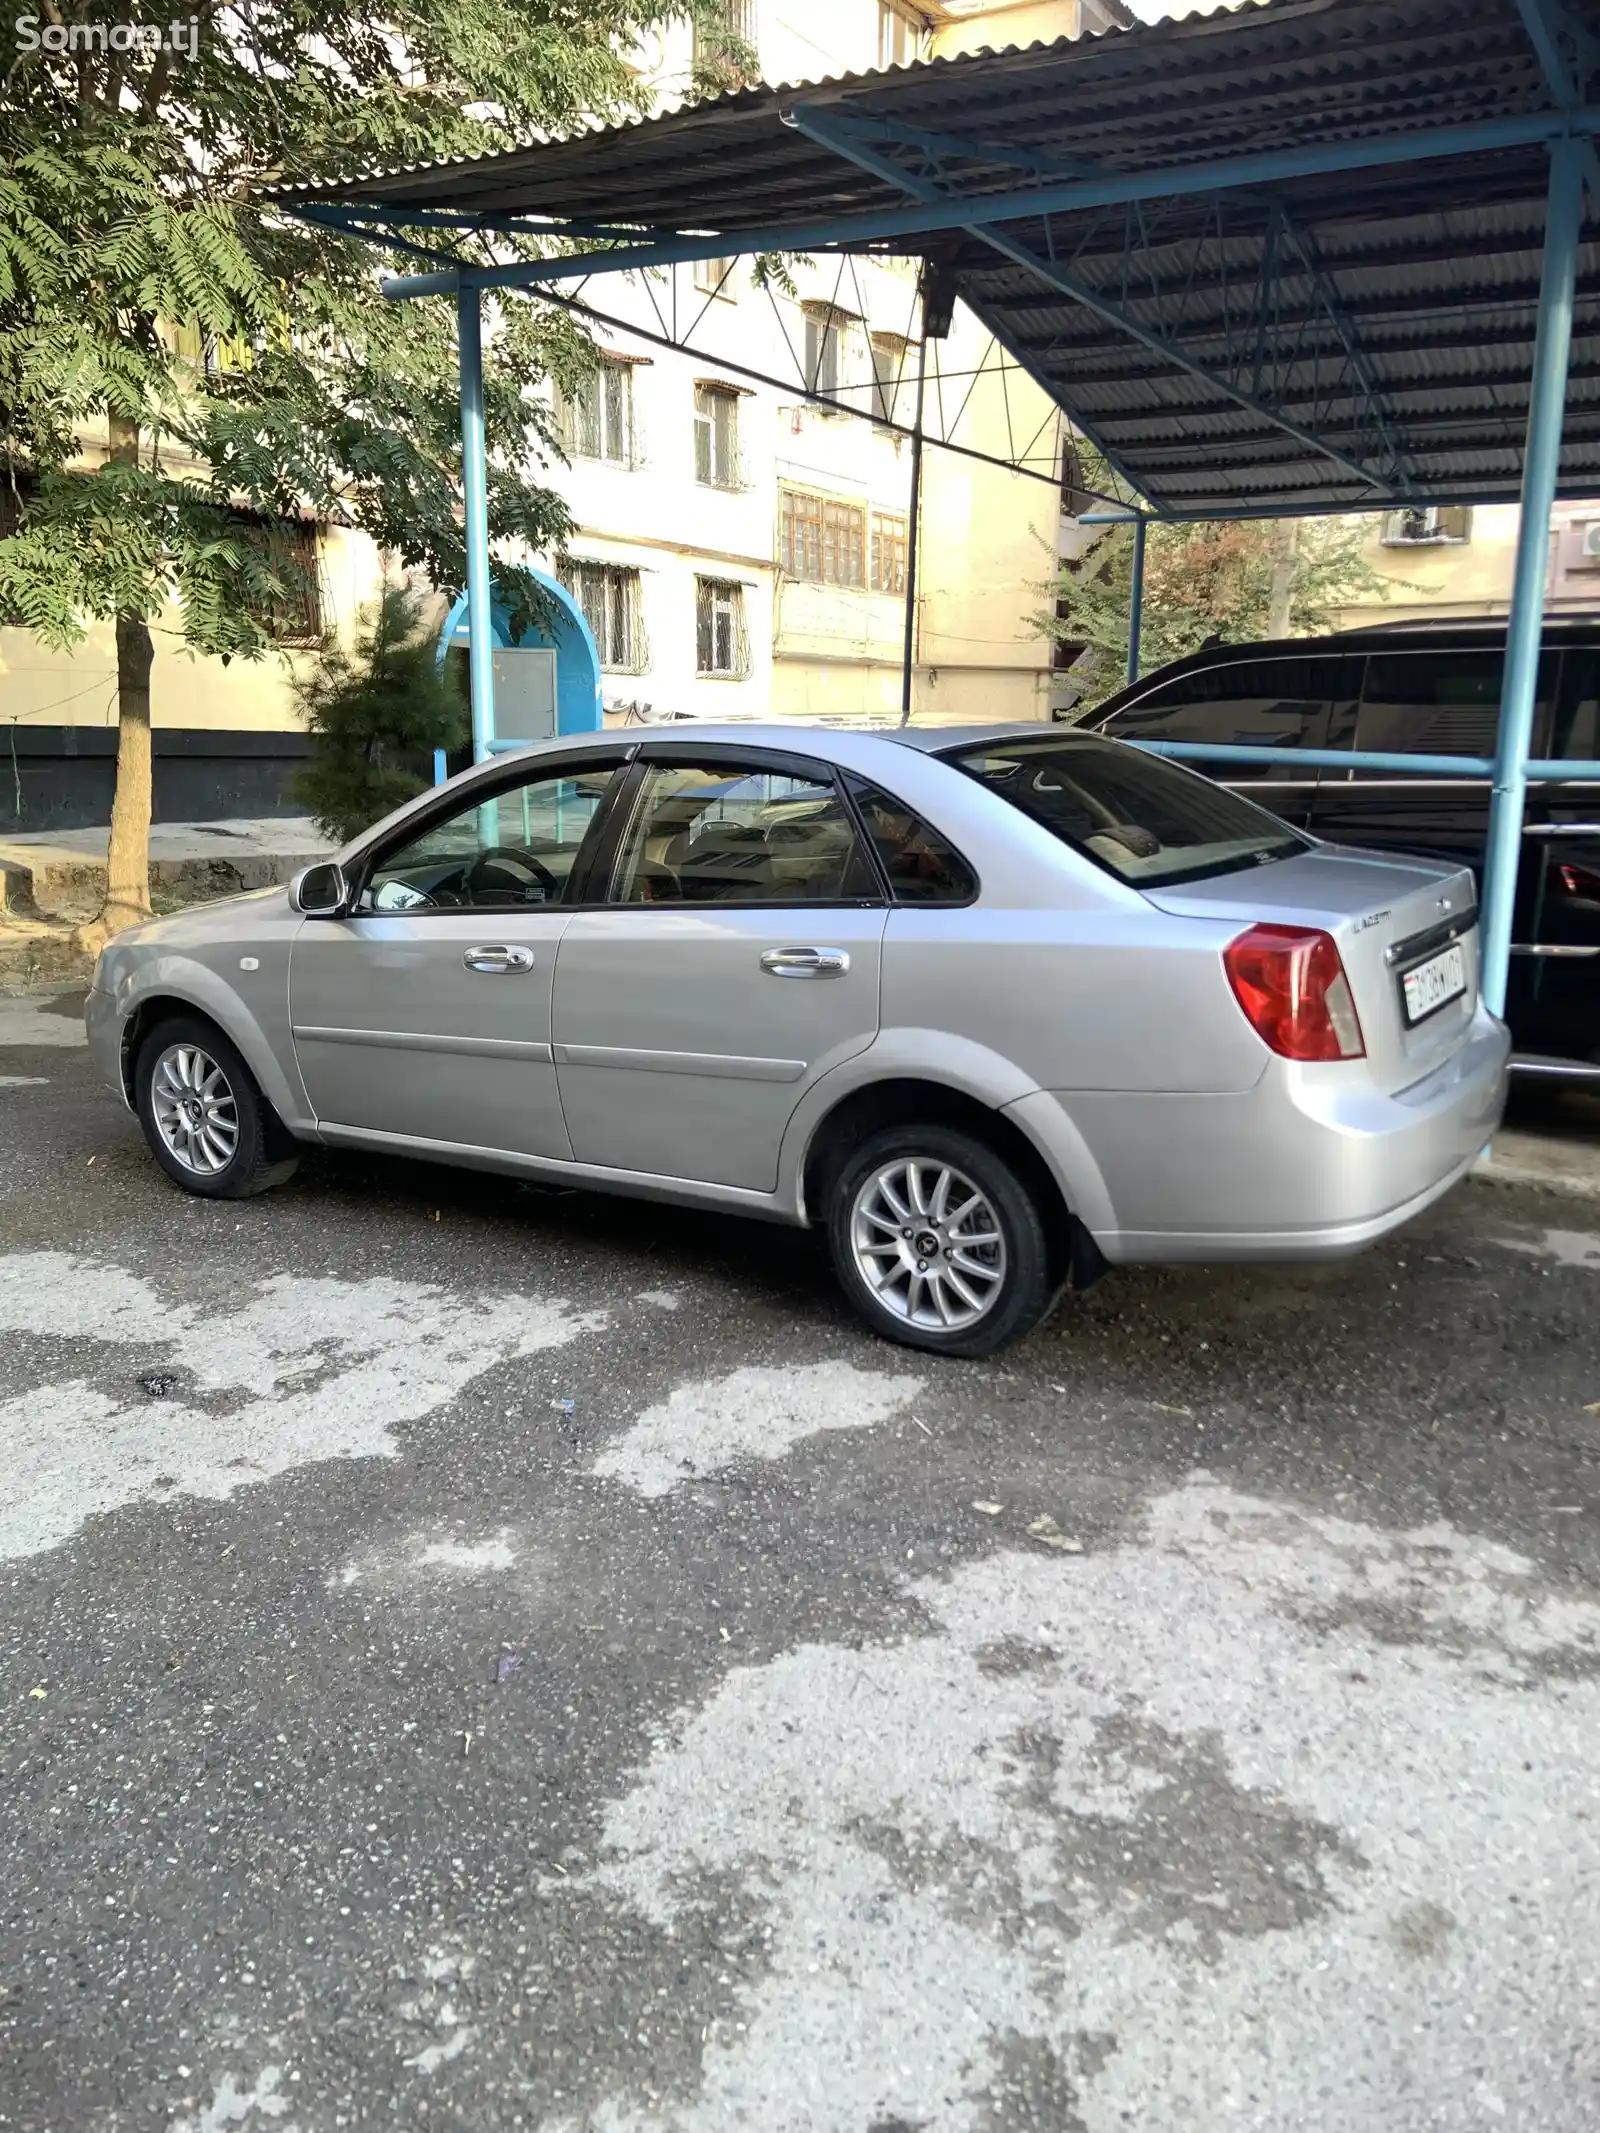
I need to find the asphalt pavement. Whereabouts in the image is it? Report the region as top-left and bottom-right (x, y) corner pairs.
(3, 985), (1600, 2133)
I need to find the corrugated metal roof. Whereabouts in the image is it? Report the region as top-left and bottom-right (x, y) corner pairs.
(269, 0), (1600, 513)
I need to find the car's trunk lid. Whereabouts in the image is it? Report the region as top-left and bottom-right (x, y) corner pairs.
(1145, 846), (1480, 1092)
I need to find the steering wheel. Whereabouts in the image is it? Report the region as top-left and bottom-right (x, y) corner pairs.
(464, 846), (559, 905)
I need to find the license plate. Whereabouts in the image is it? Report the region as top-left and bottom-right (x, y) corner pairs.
(1400, 941), (1467, 1025)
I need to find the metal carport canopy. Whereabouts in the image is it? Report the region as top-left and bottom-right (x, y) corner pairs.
(277, 0), (1600, 518)
(272, 0), (1600, 1022)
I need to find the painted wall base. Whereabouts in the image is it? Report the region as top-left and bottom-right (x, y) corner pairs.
(0, 727), (312, 834)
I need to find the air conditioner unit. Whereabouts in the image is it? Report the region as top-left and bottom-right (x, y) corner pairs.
(1582, 521), (1600, 559)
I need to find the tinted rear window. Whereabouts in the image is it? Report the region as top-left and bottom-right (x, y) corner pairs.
(1097, 653), (1350, 780)
(1354, 650), (1553, 758)
(944, 735), (1305, 888)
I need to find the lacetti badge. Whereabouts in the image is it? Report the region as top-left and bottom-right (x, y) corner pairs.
(1353, 909), (1391, 933)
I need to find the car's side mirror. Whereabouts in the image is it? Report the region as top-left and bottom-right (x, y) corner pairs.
(288, 861), (351, 918)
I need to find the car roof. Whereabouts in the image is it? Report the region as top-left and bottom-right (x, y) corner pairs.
(1332, 613), (1600, 640)
(458, 720), (1074, 764)
(879, 722), (1058, 753)
(1081, 613), (1600, 726)
(337, 717), (1144, 907)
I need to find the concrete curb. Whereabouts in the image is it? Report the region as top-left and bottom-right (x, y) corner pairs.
(0, 846), (321, 922)
(0, 923), (93, 984)
(1471, 1158), (1600, 1203)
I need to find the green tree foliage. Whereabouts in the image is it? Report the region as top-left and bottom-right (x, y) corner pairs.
(1044, 515), (1396, 714)
(0, 0), (708, 941)
(290, 585), (466, 844)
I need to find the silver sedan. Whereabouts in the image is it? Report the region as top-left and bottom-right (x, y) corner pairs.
(86, 724), (1509, 1355)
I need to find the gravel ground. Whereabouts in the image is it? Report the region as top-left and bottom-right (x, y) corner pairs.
(2, 987), (1599, 2133)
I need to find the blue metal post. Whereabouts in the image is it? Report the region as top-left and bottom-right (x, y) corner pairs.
(458, 283), (496, 767)
(1127, 517), (1147, 687)
(1481, 135), (1585, 1017)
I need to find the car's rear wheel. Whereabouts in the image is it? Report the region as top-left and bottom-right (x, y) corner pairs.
(825, 1123), (1058, 1357)
(134, 1015), (300, 1200)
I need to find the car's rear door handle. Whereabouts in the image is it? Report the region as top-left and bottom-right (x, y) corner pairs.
(759, 946), (850, 979)
(463, 944), (535, 974)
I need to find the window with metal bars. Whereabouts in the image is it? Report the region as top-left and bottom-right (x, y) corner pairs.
(871, 511), (907, 596)
(694, 385), (741, 488)
(693, 0), (757, 74)
(559, 560), (645, 672)
(555, 359), (635, 465)
(237, 514), (323, 645)
(780, 489), (864, 587)
(696, 577), (748, 677)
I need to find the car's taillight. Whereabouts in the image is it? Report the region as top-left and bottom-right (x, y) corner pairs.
(1223, 923), (1366, 1061)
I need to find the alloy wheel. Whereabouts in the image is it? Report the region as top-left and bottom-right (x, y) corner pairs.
(149, 1043), (240, 1178)
(849, 1157), (1008, 1331)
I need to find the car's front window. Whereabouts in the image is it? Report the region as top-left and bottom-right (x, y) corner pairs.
(945, 735), (1305, 889)
(360, 766), (623, 911)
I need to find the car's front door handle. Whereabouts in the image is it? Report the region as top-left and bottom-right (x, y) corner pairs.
(463, 944), (535, 975)
(759, 946), (850, 979)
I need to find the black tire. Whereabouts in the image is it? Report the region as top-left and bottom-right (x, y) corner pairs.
(134, 1013), (300, 1201)
(825, 1122), (1060, 1358)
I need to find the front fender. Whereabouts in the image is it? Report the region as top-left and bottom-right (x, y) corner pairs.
(114, 955), (314, 1134)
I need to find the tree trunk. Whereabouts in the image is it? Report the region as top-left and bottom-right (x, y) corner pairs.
(76, 419), (156, 955)
(1267, 518), (1297, 638)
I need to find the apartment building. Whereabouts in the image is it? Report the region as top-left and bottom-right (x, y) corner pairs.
(1332, 502), (1600, 629)
(0, 0), (1126, 829)
(545, 0), (1126, 730)
(0, 394), (385, 830)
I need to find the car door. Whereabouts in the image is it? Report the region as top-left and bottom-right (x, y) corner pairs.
(550, 745), (887, 1191)
(288, 754), (630, 1157)
(1307, 646), (1556, 1046)
(1093, 650), (1351, 830)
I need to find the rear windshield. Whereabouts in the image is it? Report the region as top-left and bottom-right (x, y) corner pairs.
(943, 735), (1305, 889)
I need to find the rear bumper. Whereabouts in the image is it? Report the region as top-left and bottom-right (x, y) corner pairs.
(1045, 1008), (1510, 1264)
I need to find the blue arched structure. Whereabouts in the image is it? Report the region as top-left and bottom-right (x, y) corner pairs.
(433, 568), (603, 781)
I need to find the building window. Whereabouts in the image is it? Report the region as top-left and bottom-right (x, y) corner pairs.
(871, 511), (907, 596)
(802, 307), (848, 399)
(781, 490), (865, 586)
(696, 578), (749, 677)
(559, 560), (645, 671)
(1382, 505), (1473, 546)
(1060, 440), (1096, 517)
(1051, 596), (1084, 672)
(877, 0), (926, 67)
(869, 334), (908, 425)
(693, 257), (737, 301)
(238, 514), (323, 645)
(555, 358), (635, 465)
(693, 0), (757, 76)
(694, 385), (742, 489)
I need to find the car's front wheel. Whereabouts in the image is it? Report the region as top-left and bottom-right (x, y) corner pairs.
(825, 1123), (1059, 1357)
(134, 1015), (300, 1200)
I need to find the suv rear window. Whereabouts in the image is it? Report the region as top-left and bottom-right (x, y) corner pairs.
(944, 735), (1305, 888)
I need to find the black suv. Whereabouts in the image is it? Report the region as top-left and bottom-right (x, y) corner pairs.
(1083, 618), (1600, 1076)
